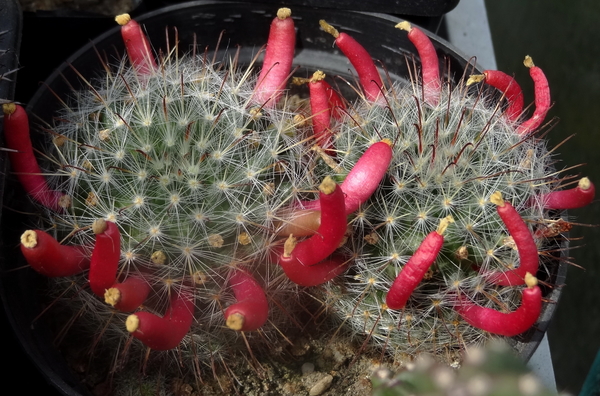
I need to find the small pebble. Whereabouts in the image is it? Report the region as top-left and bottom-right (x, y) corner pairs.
(302, 362), (315, 375)
(309, 374), (333, 396)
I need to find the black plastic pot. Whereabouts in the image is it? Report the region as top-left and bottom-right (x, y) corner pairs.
(1, 2), (566, 395)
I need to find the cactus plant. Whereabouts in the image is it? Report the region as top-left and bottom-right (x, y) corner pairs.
(2, 5), (594, 395)
(371, 339), (565, 396)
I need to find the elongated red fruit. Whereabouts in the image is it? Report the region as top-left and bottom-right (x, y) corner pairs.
(467, 70), (524, 121)
(20, 229), (89, 277)
(126, 291), (195, 350)
(224, 269), (269, 331)
(89, 219), (121, 297)
(115, 13), (158, 75)
(105, 276), (151, 312)
(386, 216), (453, 310)
(484, 192), (539, 286)
(279, 177), (346, 267)
(396, 21), (440, 106)
(300, 140), (393, 214)
(539, 177), (595, 210)
(253, 8), (296, 107)
(320, 20), (383, 102)
(308, 71), (334, 151)
(3, 103), (66, 211)
(279, 254), (349, 287)
(517, 56), (550, 135)
(455, 273), (542, 337)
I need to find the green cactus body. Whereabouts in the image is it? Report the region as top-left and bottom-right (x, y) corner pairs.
(321, 79), (553, 358)
(46, 53), (313, 362)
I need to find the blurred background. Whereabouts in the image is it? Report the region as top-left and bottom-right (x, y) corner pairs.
(2, 0), (599, 394)
(483, 1), (600, 394)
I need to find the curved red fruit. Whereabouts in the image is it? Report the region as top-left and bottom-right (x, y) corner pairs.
(455, 273), (542, 337)
(386, 217), (452, 310)
(105, 276), (151, 312)
(396, 21), (440, 106)
(539, 177), (595, 210)
(115, 13), (158, 75)
(468, 70), (524, 121)
(300, 140), (393, 214)
(320, 20), (383, 102)
(89, 219), (121, 297)
(279, 177), (346, 267)
(3, 103), (65, 211)
(484, 192), (539, 286)
(224, 269), (269, 331)
(253, 8), (296, 107)
(20, 229), (89, 277)
(517, 56), (550, 135)
(279, 254), (349, 287)
(126, 291), (195, 350)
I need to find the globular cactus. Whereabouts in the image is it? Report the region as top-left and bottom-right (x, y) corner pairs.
(2, 6), (595, 395)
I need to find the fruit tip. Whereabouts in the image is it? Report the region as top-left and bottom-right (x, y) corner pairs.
(125, 314), (140, 333)
(524, 272), (538, 288)
(104, 287), (121, 307)
(436, 215), (455, 235)
(395, 21), (412, 32)
(92, 218), (108, 234)
(579, 177), (592, 190)
(490, 191), (505, 207)
(319, 19), (339, 38)
(318, 176), (337, 195)
(2, 102), (16, 115)
(380, 138), (393, 147)
(115, 13), (131, 26)
(20, 230), (38, 249)
(523, 55), (535, 68)
(283, 234), (297, 257)
(311, 70), (326, 82)
(276, 7), (292, 20)
(466, 74), (485, 86)
(226, 312), (245, 331)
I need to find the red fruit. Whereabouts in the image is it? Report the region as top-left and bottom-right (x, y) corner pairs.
(115, 13), (158, 75)
(89, 219), (121, 297)
(467, 70), (524, 121)
(320, 20), (383, 102)
(396, 21), (440, 106)
(279, 177), (346, 267)
(224, 269), (269, 331)
(105, 276), (151, 312)
(308, 71), (334, 152)
(253, 8), (296, 107)
(299, 140), (393, 214)
(20, 229), (89, 277)
(386, 216), (453, 310)
(455, 273), (542, 337)
(484, 192), (539, 286)
(126, 291), (195, 350)
(278, 254), (349, 287)
(517, 56), (550, 135)
(3, 103), (66, 211)
(539, 177), (595, 210)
